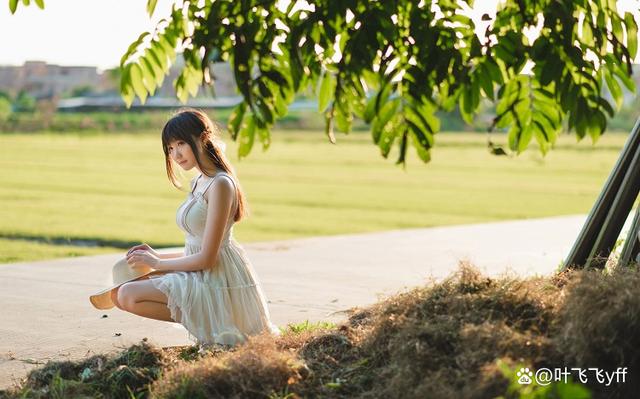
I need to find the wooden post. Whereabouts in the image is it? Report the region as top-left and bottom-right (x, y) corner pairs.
(561, 119), (640, 271)
(618, 206), (640, 268)
(586, 143), (640, 268)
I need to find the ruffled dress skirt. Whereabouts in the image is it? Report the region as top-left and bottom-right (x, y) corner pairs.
(149, 236), (280, 347)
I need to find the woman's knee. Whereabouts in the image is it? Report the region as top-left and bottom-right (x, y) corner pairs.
(116, 282), (136, 310)
(110, 287), (123, 310)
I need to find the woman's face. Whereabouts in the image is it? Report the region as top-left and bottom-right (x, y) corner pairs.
(167, 139), (198, 171)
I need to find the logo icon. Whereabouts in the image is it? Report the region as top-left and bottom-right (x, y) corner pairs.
(517, 367), (534, 384)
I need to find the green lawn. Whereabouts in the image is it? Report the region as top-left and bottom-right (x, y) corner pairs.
(0, 129), (629, 263)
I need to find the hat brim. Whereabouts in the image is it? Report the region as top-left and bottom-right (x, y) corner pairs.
(89, 269), (170, 310)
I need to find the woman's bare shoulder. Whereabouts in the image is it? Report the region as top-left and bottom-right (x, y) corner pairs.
(212, 174), (235, 195)
(204, 174), (235, 204)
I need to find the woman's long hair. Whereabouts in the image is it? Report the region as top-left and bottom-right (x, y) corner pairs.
(161, 108), (247, 222)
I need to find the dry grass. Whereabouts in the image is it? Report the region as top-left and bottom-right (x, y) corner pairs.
(2, 262), (639, 398)
(553, 264), (640, 398)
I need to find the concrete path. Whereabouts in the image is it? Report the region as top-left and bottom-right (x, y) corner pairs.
(0, 214), (589, 390)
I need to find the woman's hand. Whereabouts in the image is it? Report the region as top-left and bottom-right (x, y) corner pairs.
(126, 249), (161, 271)
(126, 243), (159, 258)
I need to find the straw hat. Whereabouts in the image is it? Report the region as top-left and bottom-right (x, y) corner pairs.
(89, 257), (169, 310)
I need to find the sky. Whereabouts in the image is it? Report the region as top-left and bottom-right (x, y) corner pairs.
(0, 0), (639, 71)
(0, 0), (175, 71)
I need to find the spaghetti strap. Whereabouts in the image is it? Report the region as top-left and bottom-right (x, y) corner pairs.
(191, 174), (202, 194)
(202, 172), (234, 192)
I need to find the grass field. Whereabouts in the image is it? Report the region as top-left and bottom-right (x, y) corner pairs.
(0, 129), (630, 263)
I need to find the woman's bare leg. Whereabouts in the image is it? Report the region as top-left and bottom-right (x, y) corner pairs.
(110, 287), (123, 309)
(115, 279), (180, 323)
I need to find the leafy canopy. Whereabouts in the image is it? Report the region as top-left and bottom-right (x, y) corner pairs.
(9, 0), (640, 165)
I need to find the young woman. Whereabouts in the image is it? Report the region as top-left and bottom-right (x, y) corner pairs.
(112, 108), (280, 348)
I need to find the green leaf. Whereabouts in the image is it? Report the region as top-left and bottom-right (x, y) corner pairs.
(581, 17), (593, 46)
(533, 121), (551, 155)
(375, 82), (394, 113)
(238, 114), (256, 158)
(158, 36), (176, 62)
(459, 87), (474, 124)
(574, 98), (589, 138)
(612, 14), (624, 43)
(477, 64), (494, 100)
(175, 73), (187, 104)
(257, 124), (271, 150)
(371, 98), (400, 143)
(174, 65), (201, 103)
(378, 114), (399, 158)
(9, 0), (18, 13)
(263, 70), (290, 89)
(144, 49), (165, 86)
(409, 123), (432, 163)
(540, 57), (561, 86)
(120, 32), (149, 67)
(228, 102), (247, 139)
(318, 72), (336, 112)
(140, 58), (157, 95)
(273, 90), (288, 117)
(121, 87), (135, 108)
(363, 95), (377, 123)
(406, 111), (434, 147)
(407, 104), (438, 139)
(129, 63), (148, 104)
(257, 79), (273, 99)
(611, 62), (636, 92)
(625, 12), (638, 59)
(596, 96), (615, 118)
(146, 0), (158, 17)
(470, 74), (480, 110)
(334, 104), (351, 133)
(256, 98), (275, 125)
(485, 59), (503, 85)
(517, 123), (534, 153)
(120, 65), (135, 108)
(604, 68), (623, 110)
(588, 109), (606, 143)
(148, 44), (167, 71)
(396, 130), (408, 165)
(34, 0), (43, 9)
(507, 125), (518, 151)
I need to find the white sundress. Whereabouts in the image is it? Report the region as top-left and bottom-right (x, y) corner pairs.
(149, 172), (280, 346)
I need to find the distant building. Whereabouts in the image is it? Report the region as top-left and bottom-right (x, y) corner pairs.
(0, 61), (101, 99)
(0, 60), (238, 100)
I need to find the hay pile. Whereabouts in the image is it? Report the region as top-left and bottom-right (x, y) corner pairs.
(2, 262), (639, 399)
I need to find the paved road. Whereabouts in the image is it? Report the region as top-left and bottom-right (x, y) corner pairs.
(0, 214), (589, 390)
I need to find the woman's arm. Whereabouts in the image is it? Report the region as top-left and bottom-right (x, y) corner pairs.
(127, 243), (181, 261)
(157, 251), (184, 259)
(156, 177), (234, 272)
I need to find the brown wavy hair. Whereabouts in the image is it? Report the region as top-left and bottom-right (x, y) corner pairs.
(161, 108), (247, 222)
